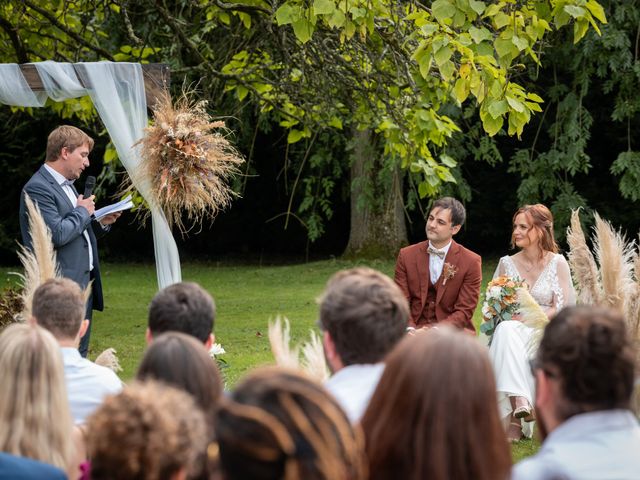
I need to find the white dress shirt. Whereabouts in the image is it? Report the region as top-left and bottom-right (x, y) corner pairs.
(325, 363), (385, 423)
(61, 347), (123, 424)
(512, 409), (640, 480)
(428, 240), (451, 284)
(43, 164), (93, 270)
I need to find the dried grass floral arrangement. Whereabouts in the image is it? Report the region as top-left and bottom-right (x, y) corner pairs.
(131, 89), (245, 234)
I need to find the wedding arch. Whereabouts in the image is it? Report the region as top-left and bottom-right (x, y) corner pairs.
(0, 61), (181, 288)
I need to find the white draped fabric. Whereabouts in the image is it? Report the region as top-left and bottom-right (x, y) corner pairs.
(0, 61), (181, 288)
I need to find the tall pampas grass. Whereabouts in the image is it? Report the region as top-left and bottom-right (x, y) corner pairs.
(16, 194), (60, 321)
(518, 287), (548, 354)
(566, 209), (601, 305)
(593, 213), (636, 313)
(567, 209), (640, 414)
(268, 316), (328, 381)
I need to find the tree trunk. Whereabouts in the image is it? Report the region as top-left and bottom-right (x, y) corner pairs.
(343, 129), (408, 259)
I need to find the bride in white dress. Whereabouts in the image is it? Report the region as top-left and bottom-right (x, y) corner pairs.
(489, 204), (576, 442)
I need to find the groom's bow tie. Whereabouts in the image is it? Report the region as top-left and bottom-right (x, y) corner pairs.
(61, 180), (75, 187)
(427, 246), (446, 259)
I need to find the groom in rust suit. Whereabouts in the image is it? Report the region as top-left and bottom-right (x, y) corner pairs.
(395, 197), (481, 333)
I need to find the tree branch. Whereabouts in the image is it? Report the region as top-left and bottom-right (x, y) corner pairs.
(212, 0), (271, 16)
(0, 14), (29, 63)
(21, 0), (115, 60)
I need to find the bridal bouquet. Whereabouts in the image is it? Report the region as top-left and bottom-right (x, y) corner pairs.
(480, 275), (527, 339)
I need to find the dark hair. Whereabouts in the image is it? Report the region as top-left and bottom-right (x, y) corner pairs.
(429, 197), (466, 226)
(511, 204), (558, 255)
(148, 282), (215, 343)
(86, 381), (207, 480)
(318, 268), (408, 366)
(536, 306), (635, 418)
(32, 278), (85, 339)
(136, 332), (223, 423)
(361, 328), (511, 480)
(215, 367), (366, 480)
(46, 125), (94, 162)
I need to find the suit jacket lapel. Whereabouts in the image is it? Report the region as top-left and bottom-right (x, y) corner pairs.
(436, 240), (460, 305)
(417, 241), (430, 307)
(38, 165), (75, 210)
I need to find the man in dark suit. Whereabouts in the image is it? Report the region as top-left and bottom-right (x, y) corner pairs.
(19, 125), (120, 357)
(394, 197), (481, 333)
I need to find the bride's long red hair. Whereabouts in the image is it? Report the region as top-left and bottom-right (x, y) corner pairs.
(511, 204), (558, 255)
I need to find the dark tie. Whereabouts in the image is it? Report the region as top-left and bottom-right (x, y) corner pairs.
(427, 246), (445, 259)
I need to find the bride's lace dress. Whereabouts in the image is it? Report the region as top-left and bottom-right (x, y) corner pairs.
(488, 253), (576, 437)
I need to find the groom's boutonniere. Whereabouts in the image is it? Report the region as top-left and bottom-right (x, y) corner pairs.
(443, 263), (457, 285)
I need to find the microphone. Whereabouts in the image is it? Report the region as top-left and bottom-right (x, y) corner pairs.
(83, 176), (96, 198)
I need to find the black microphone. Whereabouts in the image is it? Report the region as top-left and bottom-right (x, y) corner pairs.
(83, 176), (96, 198)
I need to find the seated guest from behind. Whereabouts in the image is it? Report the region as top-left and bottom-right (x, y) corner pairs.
(86, 381), (208, 480)
(513, 306), (640, 480)
(318, 267), (408, 422)
(31, 278), (122, 425)
(146, 281), (216, 348)
(214, 367), (366, 480)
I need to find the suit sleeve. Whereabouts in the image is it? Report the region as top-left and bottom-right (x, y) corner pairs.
(394, 250), (410, 302)
(443, 254), (482, 330)
(22, 182), (92, 248)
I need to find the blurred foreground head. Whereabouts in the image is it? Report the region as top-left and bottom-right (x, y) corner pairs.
(0, 323), (73, 471)
(361, 327), (511, 480)
(534, 306), (635, 424)
(86, 381), (207, 480)
(318, 267), (408, 370)
(215, 367), (366, 480)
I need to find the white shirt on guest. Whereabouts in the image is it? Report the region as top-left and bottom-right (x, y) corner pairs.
(428, 240), (451, 284)
(512, 409), (640, 480)
(61, 347), (122, 425)
(325, 363), (385, 423)
(43, 163), (93, 270)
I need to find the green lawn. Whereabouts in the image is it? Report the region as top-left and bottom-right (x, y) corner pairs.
(1, 257), (538, 460)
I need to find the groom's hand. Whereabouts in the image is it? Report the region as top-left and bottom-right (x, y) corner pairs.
(77, 194), (96, 215)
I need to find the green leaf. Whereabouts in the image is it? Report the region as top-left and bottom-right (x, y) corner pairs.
(292, 18), (314, 43)
(479, 111), (500, 138)
(574, 19), (589, 43)
(275, 4), (298, 25)
(469, 26), (492, 44)
(328, 8), (346, 28)
(313, 0), (335, 15)
(506, 96), (525, 112)
(432, 0), (457, 23)
(526, 92), (544, 102)
(328, 116), (343, 129)
(453, 78), (470, 103)
(488, 99), (508, 119)
(493, 12), (511, 29)
(236, 85), (249, 101)
(585, 0), (607, 24)
(564, 5), (586, 19)
(512, 35), (529, 51)
(418, 181), (429, 198)
(434, 45), (452, 66)
(439, 60), (456, 81)
(468, 0), (486, 15)
(287, 129), (304, 143)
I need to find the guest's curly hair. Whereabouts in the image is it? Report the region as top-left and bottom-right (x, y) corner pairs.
(537, 306), (635, 418)
(86, 381), (208, 480)
(214, 367), (366, 480)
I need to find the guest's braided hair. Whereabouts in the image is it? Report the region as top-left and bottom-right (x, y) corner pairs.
(214, 367), (366, 480)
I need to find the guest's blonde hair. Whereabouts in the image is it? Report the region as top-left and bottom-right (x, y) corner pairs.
(0, 323), (73, 470)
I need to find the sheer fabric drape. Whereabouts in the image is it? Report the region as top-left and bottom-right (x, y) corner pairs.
(0, 62), (180, 288)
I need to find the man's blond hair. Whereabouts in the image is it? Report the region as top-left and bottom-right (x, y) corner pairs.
(46, 125), (94, 162)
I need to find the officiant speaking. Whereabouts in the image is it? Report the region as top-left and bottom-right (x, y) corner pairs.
(19, 125), (121, 357)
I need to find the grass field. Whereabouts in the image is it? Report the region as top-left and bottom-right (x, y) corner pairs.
(1, 257), (539, 460)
